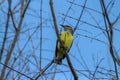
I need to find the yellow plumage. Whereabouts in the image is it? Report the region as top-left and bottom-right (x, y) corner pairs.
(60, 32), (73, 50)
(55, 25), (73, 64)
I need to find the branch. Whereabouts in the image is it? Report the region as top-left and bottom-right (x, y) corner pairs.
(0, 0), (31, 80)
(100, 0), (119, 79)
(0, 0), (10, 61)
(49, 0), (78, 80)
(40, 0), (43, 71)
(62, 0), (75, 24)
(92, 58), (104, 80)
(0, 62), (33, 80)
(74, 0), (87, 32)
(34, 60), (54, 80)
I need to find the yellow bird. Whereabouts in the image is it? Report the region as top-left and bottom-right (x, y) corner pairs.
(54, 25), (73, 64)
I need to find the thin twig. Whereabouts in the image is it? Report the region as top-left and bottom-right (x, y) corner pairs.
(0, 0), (10, 61)
(74, 0), (87, 32)
(0, 62), (33, 80)
(34, 60), (54, 80)
(61, 13), (106, 31)
(62, 0), (75, 24)
(91, 58), (104, 80)
(68, 1), (102, 14)
(76, 33), (107, 45)
(40, 0), (43, 71)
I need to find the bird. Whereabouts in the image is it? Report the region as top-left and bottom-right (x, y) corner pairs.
(54, 25), (73, 64)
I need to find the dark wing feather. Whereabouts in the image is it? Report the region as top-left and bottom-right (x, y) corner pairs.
(55, 39), (58, 58)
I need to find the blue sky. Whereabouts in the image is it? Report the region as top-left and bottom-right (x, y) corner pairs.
(0, 0), (120, 80)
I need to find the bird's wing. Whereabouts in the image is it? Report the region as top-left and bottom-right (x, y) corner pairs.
(55, 39), (59, 58)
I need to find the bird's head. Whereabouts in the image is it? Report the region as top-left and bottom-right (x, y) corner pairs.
(61, 25), (73, 35)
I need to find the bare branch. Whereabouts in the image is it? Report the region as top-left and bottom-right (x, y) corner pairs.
(0, 1), (10, 61)
(0, 62), (33, 80)
(100, 0), (119, 79)
(0, 0), (31, 79)
(34, 60), (54, 80)
(40, 0), (43, 71)
(74, 0), (87, 32)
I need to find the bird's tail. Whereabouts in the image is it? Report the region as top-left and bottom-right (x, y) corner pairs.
(54, 58), (62, 65)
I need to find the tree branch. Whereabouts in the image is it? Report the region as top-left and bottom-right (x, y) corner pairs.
(0, 0), (31, 80)
(100, 0), (119, 79)
(0, 62), (33, 80)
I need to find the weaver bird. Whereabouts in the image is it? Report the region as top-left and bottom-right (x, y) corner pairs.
(54, 25), (73, 64)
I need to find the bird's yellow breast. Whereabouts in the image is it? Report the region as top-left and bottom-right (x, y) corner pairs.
(60, 32), (73, 49)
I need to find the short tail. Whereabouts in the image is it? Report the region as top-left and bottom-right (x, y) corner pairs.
(54, 58), (62, 65)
